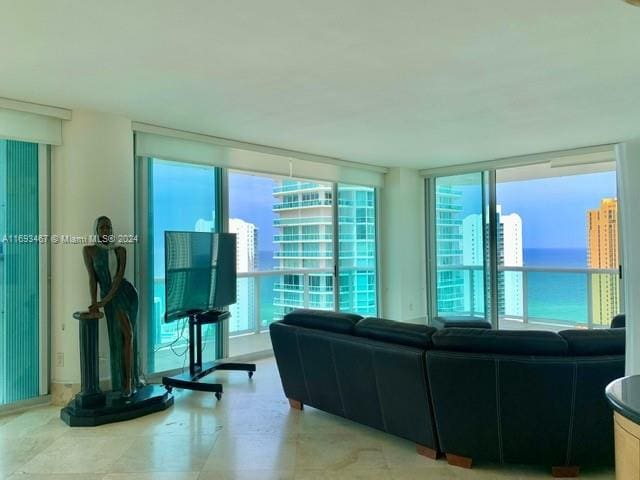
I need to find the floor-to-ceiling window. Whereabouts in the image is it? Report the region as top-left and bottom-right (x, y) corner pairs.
(338, 184), (378, 316)
(141, 158), (221, 374)
(495, 160), (619, 330)
(137, 155), (380, 370)
(227, 173), (336, 357)
(0, 140), (47, 405)
(430, 172), (490, 323)
(426, 152), (621, 330)
(226, 175), (380, 356)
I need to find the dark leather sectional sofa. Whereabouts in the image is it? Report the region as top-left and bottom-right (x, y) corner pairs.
(270, 309), (625, 477)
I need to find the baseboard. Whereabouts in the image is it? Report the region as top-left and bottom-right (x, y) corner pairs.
(51, 379), (112, 406)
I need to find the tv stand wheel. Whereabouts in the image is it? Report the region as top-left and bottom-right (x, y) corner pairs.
(215, 392), (222, 400)
(248, 371), (254, 379)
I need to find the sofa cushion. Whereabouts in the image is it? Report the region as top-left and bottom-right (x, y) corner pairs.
(282, 309), (362, 334)
(559, 329), (625, 356)
(440, 318), (492, 329)
(354, 318), (437, 349)
(431, 328), (568, 356)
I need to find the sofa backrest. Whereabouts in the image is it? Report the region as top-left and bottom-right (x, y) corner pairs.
(426, 348), (624, 466)
(559, 328), (625, 356)
(270, 320), (439, 449)
(354, 317), (437, 349)
(431, 328), (569, 356)
(282, 308), (362, 334)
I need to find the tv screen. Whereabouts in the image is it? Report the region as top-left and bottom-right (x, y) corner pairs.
(164, 231), (237, 322)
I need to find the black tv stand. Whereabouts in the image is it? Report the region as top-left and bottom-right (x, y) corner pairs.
(161, 310), (256, 400)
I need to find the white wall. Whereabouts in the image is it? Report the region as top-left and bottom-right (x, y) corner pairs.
(617, 142), (640, 376)
(380, 168), (427, 324)
(51, 110), (134, 387)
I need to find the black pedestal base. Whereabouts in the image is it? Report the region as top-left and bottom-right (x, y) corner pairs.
(60, 384), (174, 427)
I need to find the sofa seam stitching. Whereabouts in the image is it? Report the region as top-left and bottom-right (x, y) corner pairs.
(295, 330), (312, 404)
(566, 361), (578, 466)
(417, 351), (437, 449)
(425, 357), (443, 452)
(329, 342), (347, 417)
(371, 349), (389, 432)
(496, 359), (504, 464)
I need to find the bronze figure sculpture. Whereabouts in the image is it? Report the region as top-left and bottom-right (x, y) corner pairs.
(83, 216), (139, 397)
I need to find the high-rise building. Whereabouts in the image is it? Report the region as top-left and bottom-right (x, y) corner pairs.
(195, 214), (258, 333)
(435, 184), (465, 313)
(461, 206), (523, 317)
(229, 218), (258, 272)
(587, 198), (619, 326)
(228, 218), (258, 333)
(498, 207), (523, 317)
(271, 180), (377, 318)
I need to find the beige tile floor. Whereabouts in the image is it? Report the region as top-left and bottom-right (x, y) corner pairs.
(0, 357), (614, 480)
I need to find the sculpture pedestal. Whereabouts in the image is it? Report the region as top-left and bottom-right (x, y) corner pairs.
(61, 384), (174, 427)
(60, 311), (173, 427)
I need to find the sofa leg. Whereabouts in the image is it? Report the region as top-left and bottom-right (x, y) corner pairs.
(288, 398), (303, 410)
(415, 444), (439, 459)
(552, 466), (580, 478)
(446, 453), (472, 469)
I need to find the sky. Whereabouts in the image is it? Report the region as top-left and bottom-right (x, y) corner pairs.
(497, 171), (617, 250)
(455, 170), (617, 250)
(152, 160), (217, 276)
(228, 171), (278, 254)
(152, 159), (618, 275)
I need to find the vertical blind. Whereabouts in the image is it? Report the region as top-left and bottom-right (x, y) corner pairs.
(0, 140), (40, 404)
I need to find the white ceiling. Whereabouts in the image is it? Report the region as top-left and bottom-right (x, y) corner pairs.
(1, 0), (639, 169)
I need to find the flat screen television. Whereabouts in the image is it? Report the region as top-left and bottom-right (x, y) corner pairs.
(164, 231), (237, 322)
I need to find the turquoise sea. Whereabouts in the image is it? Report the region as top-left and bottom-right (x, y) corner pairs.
(524, 248), (589, 326)
(152, 247), (607, 334)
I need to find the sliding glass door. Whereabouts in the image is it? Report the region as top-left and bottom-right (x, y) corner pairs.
(224, 175), (380, 356)
(138, 160), (380, 368)
(0, 140), (43, 405)
(495, 161), (620, 330)
(427, 153), (621, 331)
(227, 173), (336, 357)
(431, 172), (491, 324)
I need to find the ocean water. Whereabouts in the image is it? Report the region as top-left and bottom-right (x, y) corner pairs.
(153, 247), (608, 332)
(524, 248), (587, 268)
(520, 248), (593, 325)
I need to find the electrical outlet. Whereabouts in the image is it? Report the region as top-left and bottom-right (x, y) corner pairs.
(56, 352), (64, 367)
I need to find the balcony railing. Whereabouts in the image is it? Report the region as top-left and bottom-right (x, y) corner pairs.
(273, 251), (332, 259)
(272, 182), (331, 194)
(436, 265), (620, 330)
(273, 199), (332, 210)
(228, 267), (378, 336)
(273, 216), (332, 226)
(273, 233), (333, 242)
